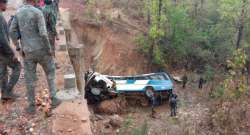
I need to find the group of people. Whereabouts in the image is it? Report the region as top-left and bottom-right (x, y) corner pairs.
(182, 74), (205, 89)
(149, 91), (178, 118)
(150, 73), (207, 118)
(0, 0), (60, 114)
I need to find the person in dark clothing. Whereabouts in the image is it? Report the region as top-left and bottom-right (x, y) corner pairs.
(182, 74), (188, 88)
(199, 77), (205, 89)
(151, 94), (157, 118)
(146, 88), (157, 118)
(8, 15), (21, 51)
(53, 0), (60, 18)
(169, 94), (178, 117)
(42, 0), (58, 57)
(9, 0), (61, 114)
(0, 0), (21, 101)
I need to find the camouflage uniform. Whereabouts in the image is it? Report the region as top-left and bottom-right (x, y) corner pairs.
(42, 3), (57, 56)
(9, 4), (59, 110)
(52, 0), (59, 18)
(0, 11), (21, 99)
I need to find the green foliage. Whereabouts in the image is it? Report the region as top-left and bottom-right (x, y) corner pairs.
(137, 0), (243, 70)
(136, 34), (150, 54)
(119, 116), (149, 135)
(219, 0), (250, 22)
(210, 85), (225, 98)
(223, 49), (248, 99)
(204, 65), (215, 81)
(219, 0), (243, 19)
(131, 122), (148, 135)
(153, 45), (165, 65)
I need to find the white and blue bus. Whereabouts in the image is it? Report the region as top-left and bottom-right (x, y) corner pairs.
(85, 71), (174, 104)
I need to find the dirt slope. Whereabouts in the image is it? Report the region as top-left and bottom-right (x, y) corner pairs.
(61, 0), (149, 75)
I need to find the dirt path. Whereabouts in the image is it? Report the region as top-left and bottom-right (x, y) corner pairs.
(52, 99), (92, 135)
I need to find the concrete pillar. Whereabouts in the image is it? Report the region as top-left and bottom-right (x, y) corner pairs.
(68, 44), (85, 95)
(64, 74), (76, 89)
(65, 29), (72, 45)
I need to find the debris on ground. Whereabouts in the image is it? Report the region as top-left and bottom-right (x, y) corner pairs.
(36, 89), (52, 117)
(96, 97), (127, 114)
(172, 76), (183, 83)
(109, 114), (123, 128)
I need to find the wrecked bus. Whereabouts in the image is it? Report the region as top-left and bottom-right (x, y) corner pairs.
(84, 71), (174, 104)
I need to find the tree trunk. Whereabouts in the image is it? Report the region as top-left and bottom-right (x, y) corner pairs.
(158, 0), (162, 22)
(200, 0), (204, 9)
(236, 24), (244, 49)
(148, 43), (154, 70)
(236, 0), (246, 49)
(193, 1), (198, 18)
(147, 0), (151, 25)
(68, 45), (85, 95)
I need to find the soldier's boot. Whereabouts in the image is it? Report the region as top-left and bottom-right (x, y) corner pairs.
(40, 55), (61, 109)
(47, 78), (61, 109)
(47, 77), (61, 109)
(25, 104), (36, 115)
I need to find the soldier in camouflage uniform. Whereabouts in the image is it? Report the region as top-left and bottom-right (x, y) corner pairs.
(52, 0), (59, 18)
(42, 0), (57, 57)
(0, 0), (21, 101)
(9, 0), (61, 114)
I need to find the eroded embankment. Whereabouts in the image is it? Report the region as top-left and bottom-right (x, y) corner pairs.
(72, 20), (149, 75)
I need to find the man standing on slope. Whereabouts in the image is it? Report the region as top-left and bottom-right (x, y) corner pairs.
(9, 0), (61, 114)
(0, 0), (21, 101)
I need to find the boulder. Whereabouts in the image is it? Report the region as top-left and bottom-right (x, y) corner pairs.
(96, 97), (127, 114)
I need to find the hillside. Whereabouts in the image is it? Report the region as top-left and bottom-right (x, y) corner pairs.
(0, 0), (250, 135)
(60, 0), (250, 135)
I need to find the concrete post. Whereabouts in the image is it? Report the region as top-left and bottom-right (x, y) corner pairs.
(59, 44), (67, 51)
(64, 74), (76, 89)
(67, 44), (85, 95)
